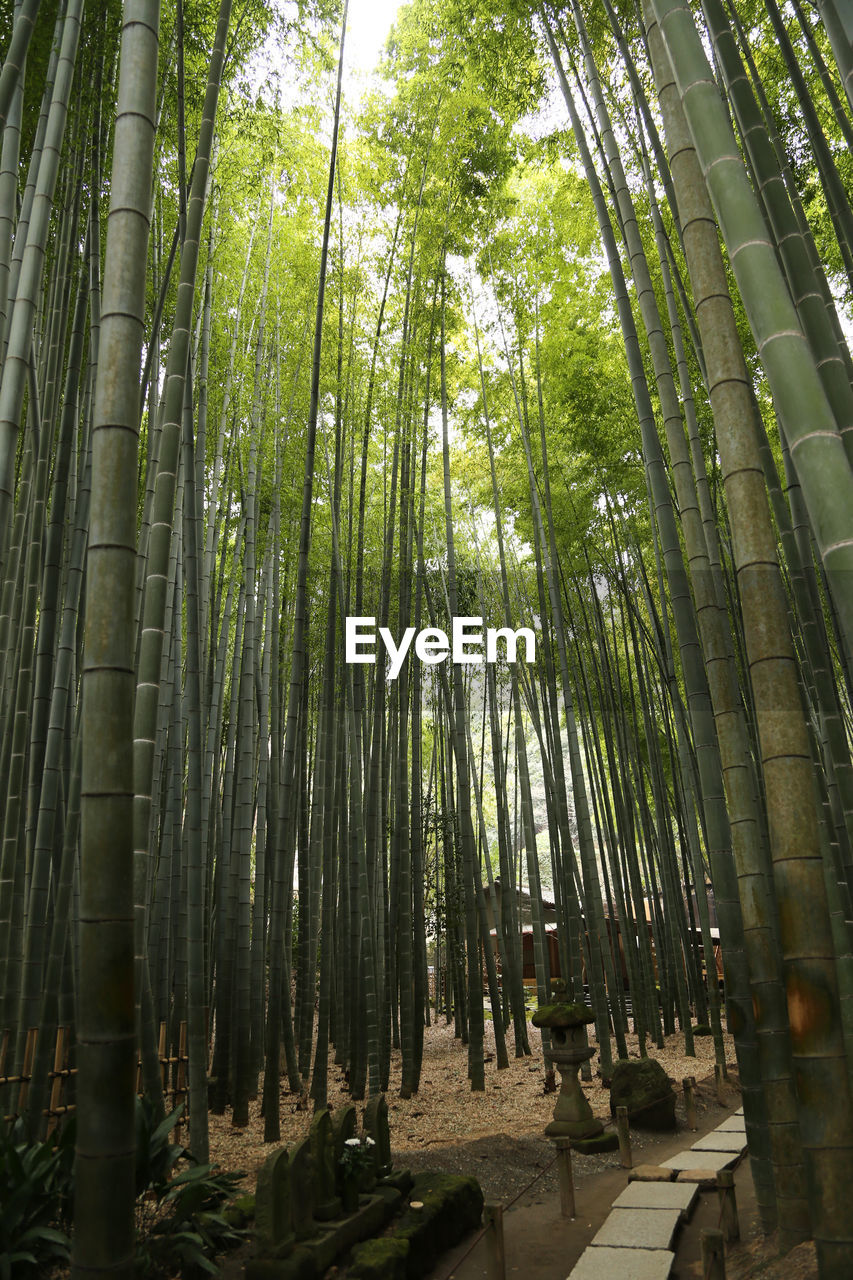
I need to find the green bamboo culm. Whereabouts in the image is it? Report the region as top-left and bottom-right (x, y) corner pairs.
(815, 0), (853, 116)
(650, 1), (853, 1274)
(647, 0), (853, 663)
(73, 1), (160, 1276)
(131, 0), (233, 1117)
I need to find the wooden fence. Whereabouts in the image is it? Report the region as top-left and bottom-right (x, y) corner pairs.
(1, 1022), (189, 1134)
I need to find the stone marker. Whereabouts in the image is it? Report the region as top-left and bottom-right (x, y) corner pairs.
(592, 1207), (681, 1251)
(662, 1149), (737, 1172)
(363, 1094), (392, 1177)
(568, 1245), (673, 1280)
(614, 1180), (697, 1214)
(331, 1104), (357, 1158)
(690, 1132), (747, 1153)
(310, 1109), (342, 1221)
(288, 1137), (316, 1240)
(255, 1147), (295, 1258)
(331, 1104), (357, 1196)
(628, 1164), (675, 1182)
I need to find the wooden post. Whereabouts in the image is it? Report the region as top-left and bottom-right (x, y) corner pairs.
(717, 1170), (740, 1242)
(158, 1020), (168, 1093)
(484, 1202), (506, 1280)
(176, 1020), (188, 1133)
(715, 1063), (725, 1104)
(554, 1137), (575, 1218)
(177, 1022), (187, 1099)
(616, 1105), (632, 1168)
(17, 1028), (37, 1113)
(701, 1228), (726, 1279)
(684, 1075), (698, 1130)
(46, 1027), (67, 1136)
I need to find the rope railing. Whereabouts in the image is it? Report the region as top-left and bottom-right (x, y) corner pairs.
(432, 1152), (559, 1280)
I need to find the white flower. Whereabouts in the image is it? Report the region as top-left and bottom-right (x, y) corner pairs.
(344, 1138), (360, 1147)
(365, 1137), (375, 1146)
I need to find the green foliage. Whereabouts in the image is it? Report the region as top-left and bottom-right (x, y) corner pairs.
(133, 1098), (248, 1279)
(0, 1104), (246, 1280)
(0, 1118), (75, 1279)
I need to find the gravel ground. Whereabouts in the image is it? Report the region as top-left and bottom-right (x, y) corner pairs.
(207, 1016), (736, 1196)
(390, 1071), (731, 1204)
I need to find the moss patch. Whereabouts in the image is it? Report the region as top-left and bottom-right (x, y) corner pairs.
(571, 1130), (619, 1154)
(349, 1237), (410, 1280)
(531, 1002), (595, 1028)
(224, 1193), (256, 1227)
(393, 1171), (484, 1278)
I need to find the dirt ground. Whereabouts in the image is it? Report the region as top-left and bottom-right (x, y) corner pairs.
(208, 1015), (732, 1194)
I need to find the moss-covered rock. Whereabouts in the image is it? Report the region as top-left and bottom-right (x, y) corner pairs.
(609, 1058), (676, 1131)
(531, 1002), (596, 1029)
(393, 1172), (483, 1278)
(379, 1169), (414, 1196)
(349, 1237), (410, 1280)
(224, 1193), (256, 1228)
(692, 1024), (713, 1037)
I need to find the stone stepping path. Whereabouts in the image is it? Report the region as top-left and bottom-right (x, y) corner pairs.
(689, 1131), (747, 1152)
(613, 1181), (698, 1213)
(661, 1146), (739, 1171)
(717, 1115), (747, 1132)
(592, 1207), (681, 1250)
(568, 1245), (674, 1280)
(565, 1107), (747, 1279)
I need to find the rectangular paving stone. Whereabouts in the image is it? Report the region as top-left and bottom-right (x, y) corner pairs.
(717, 1116), (747, 1132)
(613, 1180), (698, 1214)
(662, 1148), (738, 1172)
(628, 1164), (675, 1182)
(568, 1245), (673, 1280)
(690, 1132), (747, 1153)
(734, 1107), (744, 1115)
(592, 1207), (681, 1251)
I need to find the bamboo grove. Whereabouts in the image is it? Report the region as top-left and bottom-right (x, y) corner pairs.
(2, 0), (853, 1275)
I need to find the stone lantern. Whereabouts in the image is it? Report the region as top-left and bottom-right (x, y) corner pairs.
(532, 1000), (617, 1153)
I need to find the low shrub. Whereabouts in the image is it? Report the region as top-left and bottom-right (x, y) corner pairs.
(0, 1100), (247, 1280)
(0, 1117), (75, 1279)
